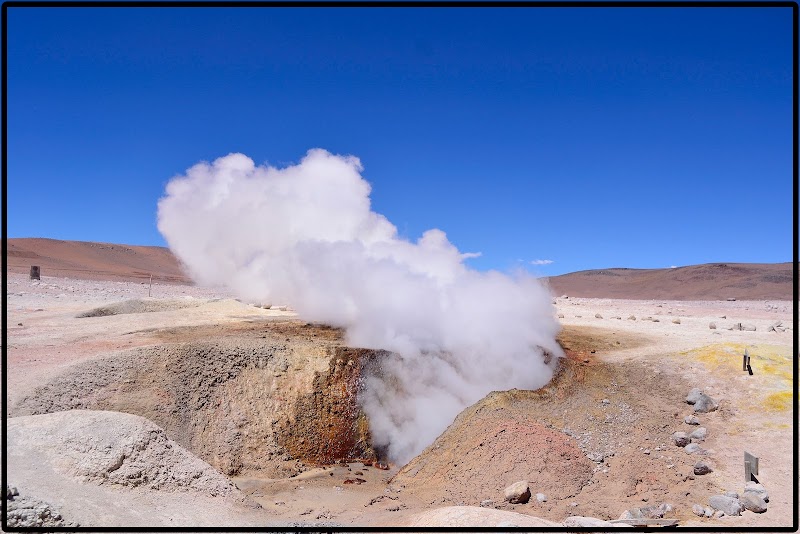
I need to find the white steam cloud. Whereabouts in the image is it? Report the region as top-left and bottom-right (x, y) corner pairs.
(157, 149), (563, 464)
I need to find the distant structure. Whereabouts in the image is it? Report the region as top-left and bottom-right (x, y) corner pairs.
(29, 265), (40, 280)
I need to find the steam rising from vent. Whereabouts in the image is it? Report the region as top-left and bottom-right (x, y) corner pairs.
(157, 149), (563, 464)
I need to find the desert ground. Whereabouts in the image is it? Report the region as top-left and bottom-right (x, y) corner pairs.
(3, 244), (795, 529)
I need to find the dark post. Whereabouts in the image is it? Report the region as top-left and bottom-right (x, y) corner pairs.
(29, 265), (40, 280)
(744, 451), (759, 482)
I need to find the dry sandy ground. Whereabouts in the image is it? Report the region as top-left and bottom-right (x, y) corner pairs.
(4, 272), (795, 528)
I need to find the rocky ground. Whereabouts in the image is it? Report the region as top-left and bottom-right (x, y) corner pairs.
(3, 272), (795, 528)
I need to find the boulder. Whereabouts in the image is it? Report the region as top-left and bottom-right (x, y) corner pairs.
(686, 388), (703, 405)
(709, 322), (717, 329)
(684, 415), (700, 425)
(709, 495), (742, 516)
(692, 504), (705, 517)
(689, 427), (707, 442)
(744, 481), (769, 502)
(595, 313), (603, 319)
(740, 492), (767, 513)
(627, 315), (636, 320)
(693, 394), (718, 413)
(672, 318), (681, 324)
(684, 443), (706, 454)
(503, 481), (531, 504)
(693, 461), (713, 475)
(672, 432), (690, 447)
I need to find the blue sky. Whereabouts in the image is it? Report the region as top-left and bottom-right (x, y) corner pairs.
(5, 5), (794, 276)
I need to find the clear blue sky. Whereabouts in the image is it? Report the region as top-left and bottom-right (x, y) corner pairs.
(6, 5), (794, 276)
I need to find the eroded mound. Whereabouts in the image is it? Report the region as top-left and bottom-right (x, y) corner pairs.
(393, 404), (595, 506)
(76, 298), (205, 317)
(13, 324), (380, 478)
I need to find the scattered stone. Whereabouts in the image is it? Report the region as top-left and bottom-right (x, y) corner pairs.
(709, 495), (742, 516)
(628, 315), (636, 320)
(375, 462), (389, 470)
(595, 313), (603, 319)
(672, 432), (690, 447)
(479, 500), (494, 508)
(744, 482), (769, 502)
(694, 461), (713, 475)
(686, 388), (703, 405)
(535, 493), (547, 503)
(672, 318), (681, 324)
(727, 297), (736, 302)
(503, 481), (531, 504)
(709, 322), (717, 330)
(684, 443), (706, 454)
(690, 427), (707, 441)
(563, 516), (614, 527)
(620, 502), (672, 520)
(601, 399), (610, 405)
(693, 393), (718, 413)
(557, 313), (565, 319)
(703, 507), (714, 517)
(740, 492), (767, 513)
(343, 478), (367, 485)
(684, 415), (700, 425)
(692, 504), (705, 517)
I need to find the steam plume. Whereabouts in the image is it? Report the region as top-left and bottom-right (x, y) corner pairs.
(157, 149), (562, 464)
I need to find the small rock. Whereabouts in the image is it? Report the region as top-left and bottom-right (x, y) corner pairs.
(557, 313), (565, 319)
(692, 504), (705, 517)
(689, 427), (707, 441)
(643, 449), (651, 455)
(709, 495), (742, 516)
(503, 481), (531, 504)
(684, 443), (706, 454)
(709, 322), (717, 329)
(479, 500), (494, 508)
(686, 388), (703, 405)
(595, 313), (603, 319)
(535, 493), (547, 503)
(744, 482), (769, 502)
(628, 315), (636, 320)
(742, 324), (756, 331)
(704, 507), (714, 517)
(693, 393), (718, 413)
(672, 431), (690, 447)
(672, 318), (681, 324)
(563, 516), (614, 527)
(684, 415), (700, 425)
(694, 461), (713, 475)
(740, 492), (767, 513)
(601, 399), (610, 405)
(713, 510), (725, 518)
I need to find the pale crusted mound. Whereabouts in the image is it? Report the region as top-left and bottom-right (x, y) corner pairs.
(6, 410), (271, 527)
(402, 506), (561, 527)
(7, 410), (239, 496)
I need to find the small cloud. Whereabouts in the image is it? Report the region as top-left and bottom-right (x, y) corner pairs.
(670, 265), (677, 269)
(530, 259), (554, 265)
(461, 252), (482, 259)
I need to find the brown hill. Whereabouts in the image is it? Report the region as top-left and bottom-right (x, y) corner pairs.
(6, 238), (191, 284)
(6, 238), (793, 300)
(544, 262), (793, 301)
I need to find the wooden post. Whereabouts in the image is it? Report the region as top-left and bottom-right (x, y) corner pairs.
(148, 274), (152, 297)
(744, 451), (759, 482)
(29, 265), (40, 280)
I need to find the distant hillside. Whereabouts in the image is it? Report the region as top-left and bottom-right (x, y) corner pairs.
(6, 238), (794, 300)
(6, 238), (191, 284)
(543, 263), (793, 301)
